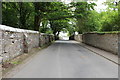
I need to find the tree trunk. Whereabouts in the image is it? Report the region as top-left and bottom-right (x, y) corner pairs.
(18, 2), (27, 29)
(0, 2), (2, 24)
(34, 2), (41, 31)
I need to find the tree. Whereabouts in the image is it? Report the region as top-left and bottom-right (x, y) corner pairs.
(50, 19), (69, 40)
(71, 2), (96, 33)
(2, 2), (34, 30)
(2, 1), (119, 36)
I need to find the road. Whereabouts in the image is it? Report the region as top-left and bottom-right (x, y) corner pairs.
(7, 40), (118, 78)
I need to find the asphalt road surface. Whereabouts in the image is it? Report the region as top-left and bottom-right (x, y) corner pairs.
(8, 40), (118, 78)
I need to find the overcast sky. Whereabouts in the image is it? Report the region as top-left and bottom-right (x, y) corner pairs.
(63, 0), (107, 12)
(94, 0), (107, 12)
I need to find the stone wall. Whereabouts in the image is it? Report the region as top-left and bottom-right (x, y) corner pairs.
(0, 25), (54, 62)
(75, 33), (119, 55)
(118, 34), (120, 57)
(74, 34), (83, 42)
(0, 57), (2, 79)
(2, 31), (24, 61)
(0, 30), (2, 57)
(39, 33), (54, 47)
(0, 30), (2, 79)
(24, 33), (40, 52)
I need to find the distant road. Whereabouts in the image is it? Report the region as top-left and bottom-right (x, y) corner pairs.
(7, 40), (118, 78)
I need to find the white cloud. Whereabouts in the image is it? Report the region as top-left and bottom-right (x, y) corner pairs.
(64, 0), (108, 12)
(94, 0), (108, 12)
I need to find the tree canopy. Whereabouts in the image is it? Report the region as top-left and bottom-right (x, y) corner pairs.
(2, 1), (120, 39)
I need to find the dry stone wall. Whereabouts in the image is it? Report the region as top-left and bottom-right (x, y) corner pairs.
(0, 25), (54, 62)
(2, 31), (24, 61)
(24, 33), (40, 52)
(39, 33), (54, 47)
(0, 30), (2, 57)
(74, 34), (83, 42)
(118, 34), (120, 57)
(0, 30), (2, 79)
(75, 33), (119, 55)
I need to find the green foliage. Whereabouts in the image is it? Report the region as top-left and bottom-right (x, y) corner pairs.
(71, 2), (97, 33)
(2, 1), (120, 36)
(50, 19), (69, 35)
(2, 2), (19, 28)
(74, 1), (120, 33)
(100, 10), (119, 31)
(2, 2), (34, 30)
(66, 19), (76, 36)
(46, 2), (72, 20)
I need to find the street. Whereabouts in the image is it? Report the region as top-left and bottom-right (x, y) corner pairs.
(6, 40), (118, 78)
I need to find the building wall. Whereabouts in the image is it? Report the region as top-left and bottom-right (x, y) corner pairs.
(75, 33), (119, 55)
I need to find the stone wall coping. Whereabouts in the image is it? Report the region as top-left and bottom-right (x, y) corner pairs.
(0, 25), (39, 33)
(40, 33), (54, 36)
(83, 32), (120, 34)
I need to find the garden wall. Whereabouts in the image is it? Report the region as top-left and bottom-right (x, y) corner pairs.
(75, 33), (119, 55)
(118, 34), (120, 57)
(0, 25), (54, 62)
(0, 66), (1, 79)
(39, 33), (54, 47)
(0, 30), (2, 57)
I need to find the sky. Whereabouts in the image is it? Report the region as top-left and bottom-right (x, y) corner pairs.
(62, 0), (108, 12)
(93, 0), (107, 12)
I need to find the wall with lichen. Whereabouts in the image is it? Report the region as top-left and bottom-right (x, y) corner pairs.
(75, 33), (119, 55)
(24, 33), (40, 52)
(0, 25), (54, 62)
(0, 30), (2, 57)
(0, 30), (2, 79)
(2, 31), (24, 61)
